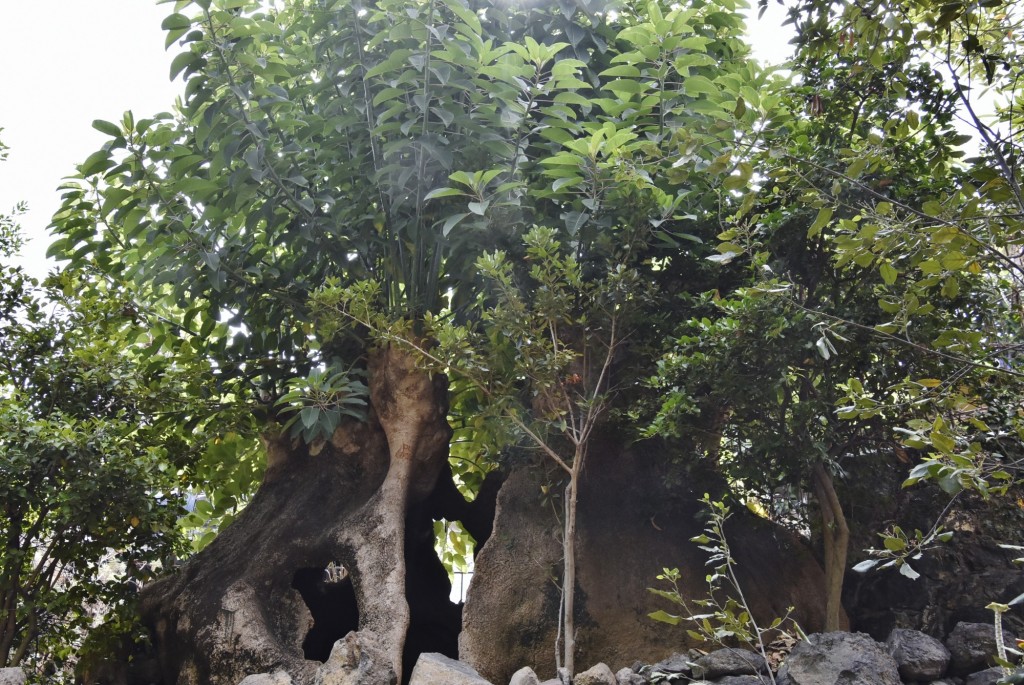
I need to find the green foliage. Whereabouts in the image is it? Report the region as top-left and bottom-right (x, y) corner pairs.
(0, 269), (197, 674)
(0, 135), (26, 260)
(275, 365), (368, 445)
(648, 496), (801, 684)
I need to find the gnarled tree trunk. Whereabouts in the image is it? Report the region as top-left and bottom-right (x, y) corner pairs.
(133, 346), (460, 685)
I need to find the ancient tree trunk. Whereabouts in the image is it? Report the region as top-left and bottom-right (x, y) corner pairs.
(131, 346), (457, 685)
(811, 461), (850, 632)
(365, 343), (452, 679)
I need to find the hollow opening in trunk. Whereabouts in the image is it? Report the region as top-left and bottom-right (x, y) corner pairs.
(292, 563), (359, 662)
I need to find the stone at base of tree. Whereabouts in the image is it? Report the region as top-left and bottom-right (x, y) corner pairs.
(539, 680), (561, 685)
(509, 666), (541, 685)
(693, 648), (767, 679)
(886, 628), (951, 681)
(573, 662), (617, 685)
(650, 652), (694, 677)
(945, 623), (1015, 677)
(711, 676), (772, 685)
(408, 653), (493, 685)
(237, 671), (294, 685)
(615, 666), (646, 685)
(964, 666), (1011, 685)
(314, 632), (395, 685)
(0, 667), (25, 685)
(776, 632), (901, 685)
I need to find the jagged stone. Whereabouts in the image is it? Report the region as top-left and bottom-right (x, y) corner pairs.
(886, 628), (950, 681)
(574, 662), (617, 685)
(509, 665), (542, 685)
(650, 653), (692, 677)
(408, 653), (493, 685)
(314, 632), (395, 685)
(692, 648), (767, 678)
(237, 672), (293, 685)
(615, 666), (647, 685)
(964, 667), (1011, 685)
(776, 632), (901, 685)
(712, 677), (771, 685)
(946, 622), (1015, 676)
(0, 668), (26, 685)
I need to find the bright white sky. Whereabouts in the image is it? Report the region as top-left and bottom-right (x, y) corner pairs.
(0, 1), (792, 282)
(0, 1), (178, 280)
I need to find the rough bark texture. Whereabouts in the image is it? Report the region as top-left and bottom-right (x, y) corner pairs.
(459, 441), (837, 684)
(840, 455), (1024, 640)
(811, 462), (850, 633)
(134, 353), (463, 685)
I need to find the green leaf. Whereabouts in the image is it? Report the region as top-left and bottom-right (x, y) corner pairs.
(442, 213), (470, 237)
(92, 119), (122, 137)
(879, 262), (898, 285)
(424, 187), (465, 200)
(807, 206), (833, 238)
(170, 51), (199, 80)
(161, 13), (191, 31)
(648, 610), (682, 625)
(684, 75), (719, 97)
(80, 150), (113, 176)
(898, 563), (920, 580)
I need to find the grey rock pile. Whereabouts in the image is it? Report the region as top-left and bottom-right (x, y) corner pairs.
(234, 622), (1021, 685)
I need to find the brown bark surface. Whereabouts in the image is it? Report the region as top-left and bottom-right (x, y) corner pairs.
(134, 354), (458, 685)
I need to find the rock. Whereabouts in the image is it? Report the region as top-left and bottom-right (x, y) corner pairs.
(946, 622), (1015, 676)
(574, 663), (617, 685)
(714, 677), (771, 685)
(314, 632), (394, 685)
(692, 648), (767, 678)
(964, 667), (1010, 685)
(238, 673), (293, 685)
(886, 628), (951, 680)
(408, 653), (493, 685)
(615, 666), (647, 685)
(509, 666), (542, 685)
(777, 632), (901, 685)
(650, 653), (692, 677)
(459, 445), (836, 684)
(0, 668), (25, 685)
(539, 681), (561, 685)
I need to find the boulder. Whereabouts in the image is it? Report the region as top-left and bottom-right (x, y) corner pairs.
(574, 663), (617, 685)
(649, 653), (693, 678)
(615, 666), (647, 685)
(408, 653), (493, 685)
(460, 443), (835, 683)
(964, 667), (1010, 685)
(886, 628), (950, 680)
(692, 648), (767, 679)
(314, 632), (394, 685)
(945, 622), (1015, 676)
(509, 666), (542, 685)
(238, 673), (294, 685)
(776, 632), (901, 685)
(713, 677), (771, 685)
(0, 668), (25, 685)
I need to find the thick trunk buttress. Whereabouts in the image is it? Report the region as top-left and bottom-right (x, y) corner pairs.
(127, 347), (454, 685)
(365, 344), (452, 680)
(812, 461), (850, 632)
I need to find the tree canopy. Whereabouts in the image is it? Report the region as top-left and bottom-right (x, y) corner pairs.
(4, 0), (1022, 679)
